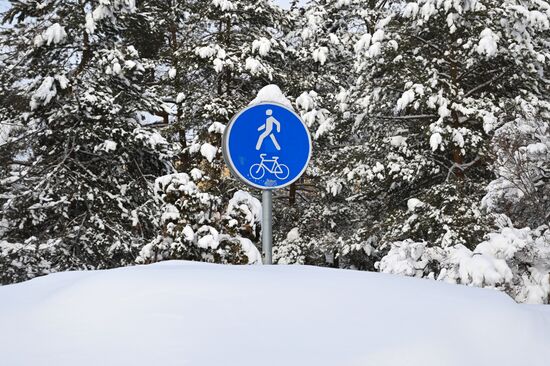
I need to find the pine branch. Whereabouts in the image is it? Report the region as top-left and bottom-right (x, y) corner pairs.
(373, 114), (437, 120)
(464, 68), (510, 98)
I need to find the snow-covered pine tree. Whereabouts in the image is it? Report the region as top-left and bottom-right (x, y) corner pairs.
(139, 0), (292, 149)
(137, 122), (262, 265)
(478, 67), (550, 303)
(133, 0), (294, 263)
(483, 99), (549, 229)
(136, 179), (263, 265)
(339, 0), (550, 302)
(0, 0), (172, 283)
(274, 0), (392, 268)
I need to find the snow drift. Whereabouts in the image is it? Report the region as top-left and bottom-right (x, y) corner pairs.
(0, 261), (549, 366)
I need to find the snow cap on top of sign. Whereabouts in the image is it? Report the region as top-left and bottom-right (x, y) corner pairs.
(249, 84), (293, 109)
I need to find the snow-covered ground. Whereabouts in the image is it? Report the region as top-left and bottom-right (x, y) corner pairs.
(0, 261), (549, 366)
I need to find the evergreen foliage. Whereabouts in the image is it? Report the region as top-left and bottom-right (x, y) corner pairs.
(0, 0), (549, 303)
(0, 0), (172, 283)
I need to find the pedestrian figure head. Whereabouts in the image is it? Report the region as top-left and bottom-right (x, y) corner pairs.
(266, 109), (272, 116)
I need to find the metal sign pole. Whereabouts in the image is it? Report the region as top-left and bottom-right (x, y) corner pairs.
(262, 190), (273, 264)
(223, 101), (312, 265)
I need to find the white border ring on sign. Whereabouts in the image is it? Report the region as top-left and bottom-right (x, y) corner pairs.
(222, 101), (312, 190)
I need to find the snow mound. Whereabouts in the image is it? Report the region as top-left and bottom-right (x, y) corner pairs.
(252, 37), (271, 56)
(476, 28), (499, 57)
(200, 142), (217, 162)
(226, 190), (262, 223)
(249, 84), (293, 108)
(0, 262), (549, 366)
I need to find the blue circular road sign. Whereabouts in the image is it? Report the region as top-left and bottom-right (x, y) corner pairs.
(223, 102), (312, 190)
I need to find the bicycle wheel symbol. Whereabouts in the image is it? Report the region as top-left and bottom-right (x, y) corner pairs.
(275, 164), (289, 179)
(249, 163), (265, 179)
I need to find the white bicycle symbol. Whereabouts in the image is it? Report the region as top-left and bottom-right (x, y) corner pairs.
(249, 154), (290, 180)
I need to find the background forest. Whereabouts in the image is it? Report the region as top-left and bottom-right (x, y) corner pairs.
(0, 0), (549, 303)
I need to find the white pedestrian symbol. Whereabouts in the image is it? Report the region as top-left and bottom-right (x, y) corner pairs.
(256, 109), (281, 150)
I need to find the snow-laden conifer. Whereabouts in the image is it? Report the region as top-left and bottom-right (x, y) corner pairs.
(0, 0), (172, 283)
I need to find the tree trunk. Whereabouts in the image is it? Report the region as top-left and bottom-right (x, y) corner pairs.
(450, 59), (464, 179)
(289, 182), (297, 206)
